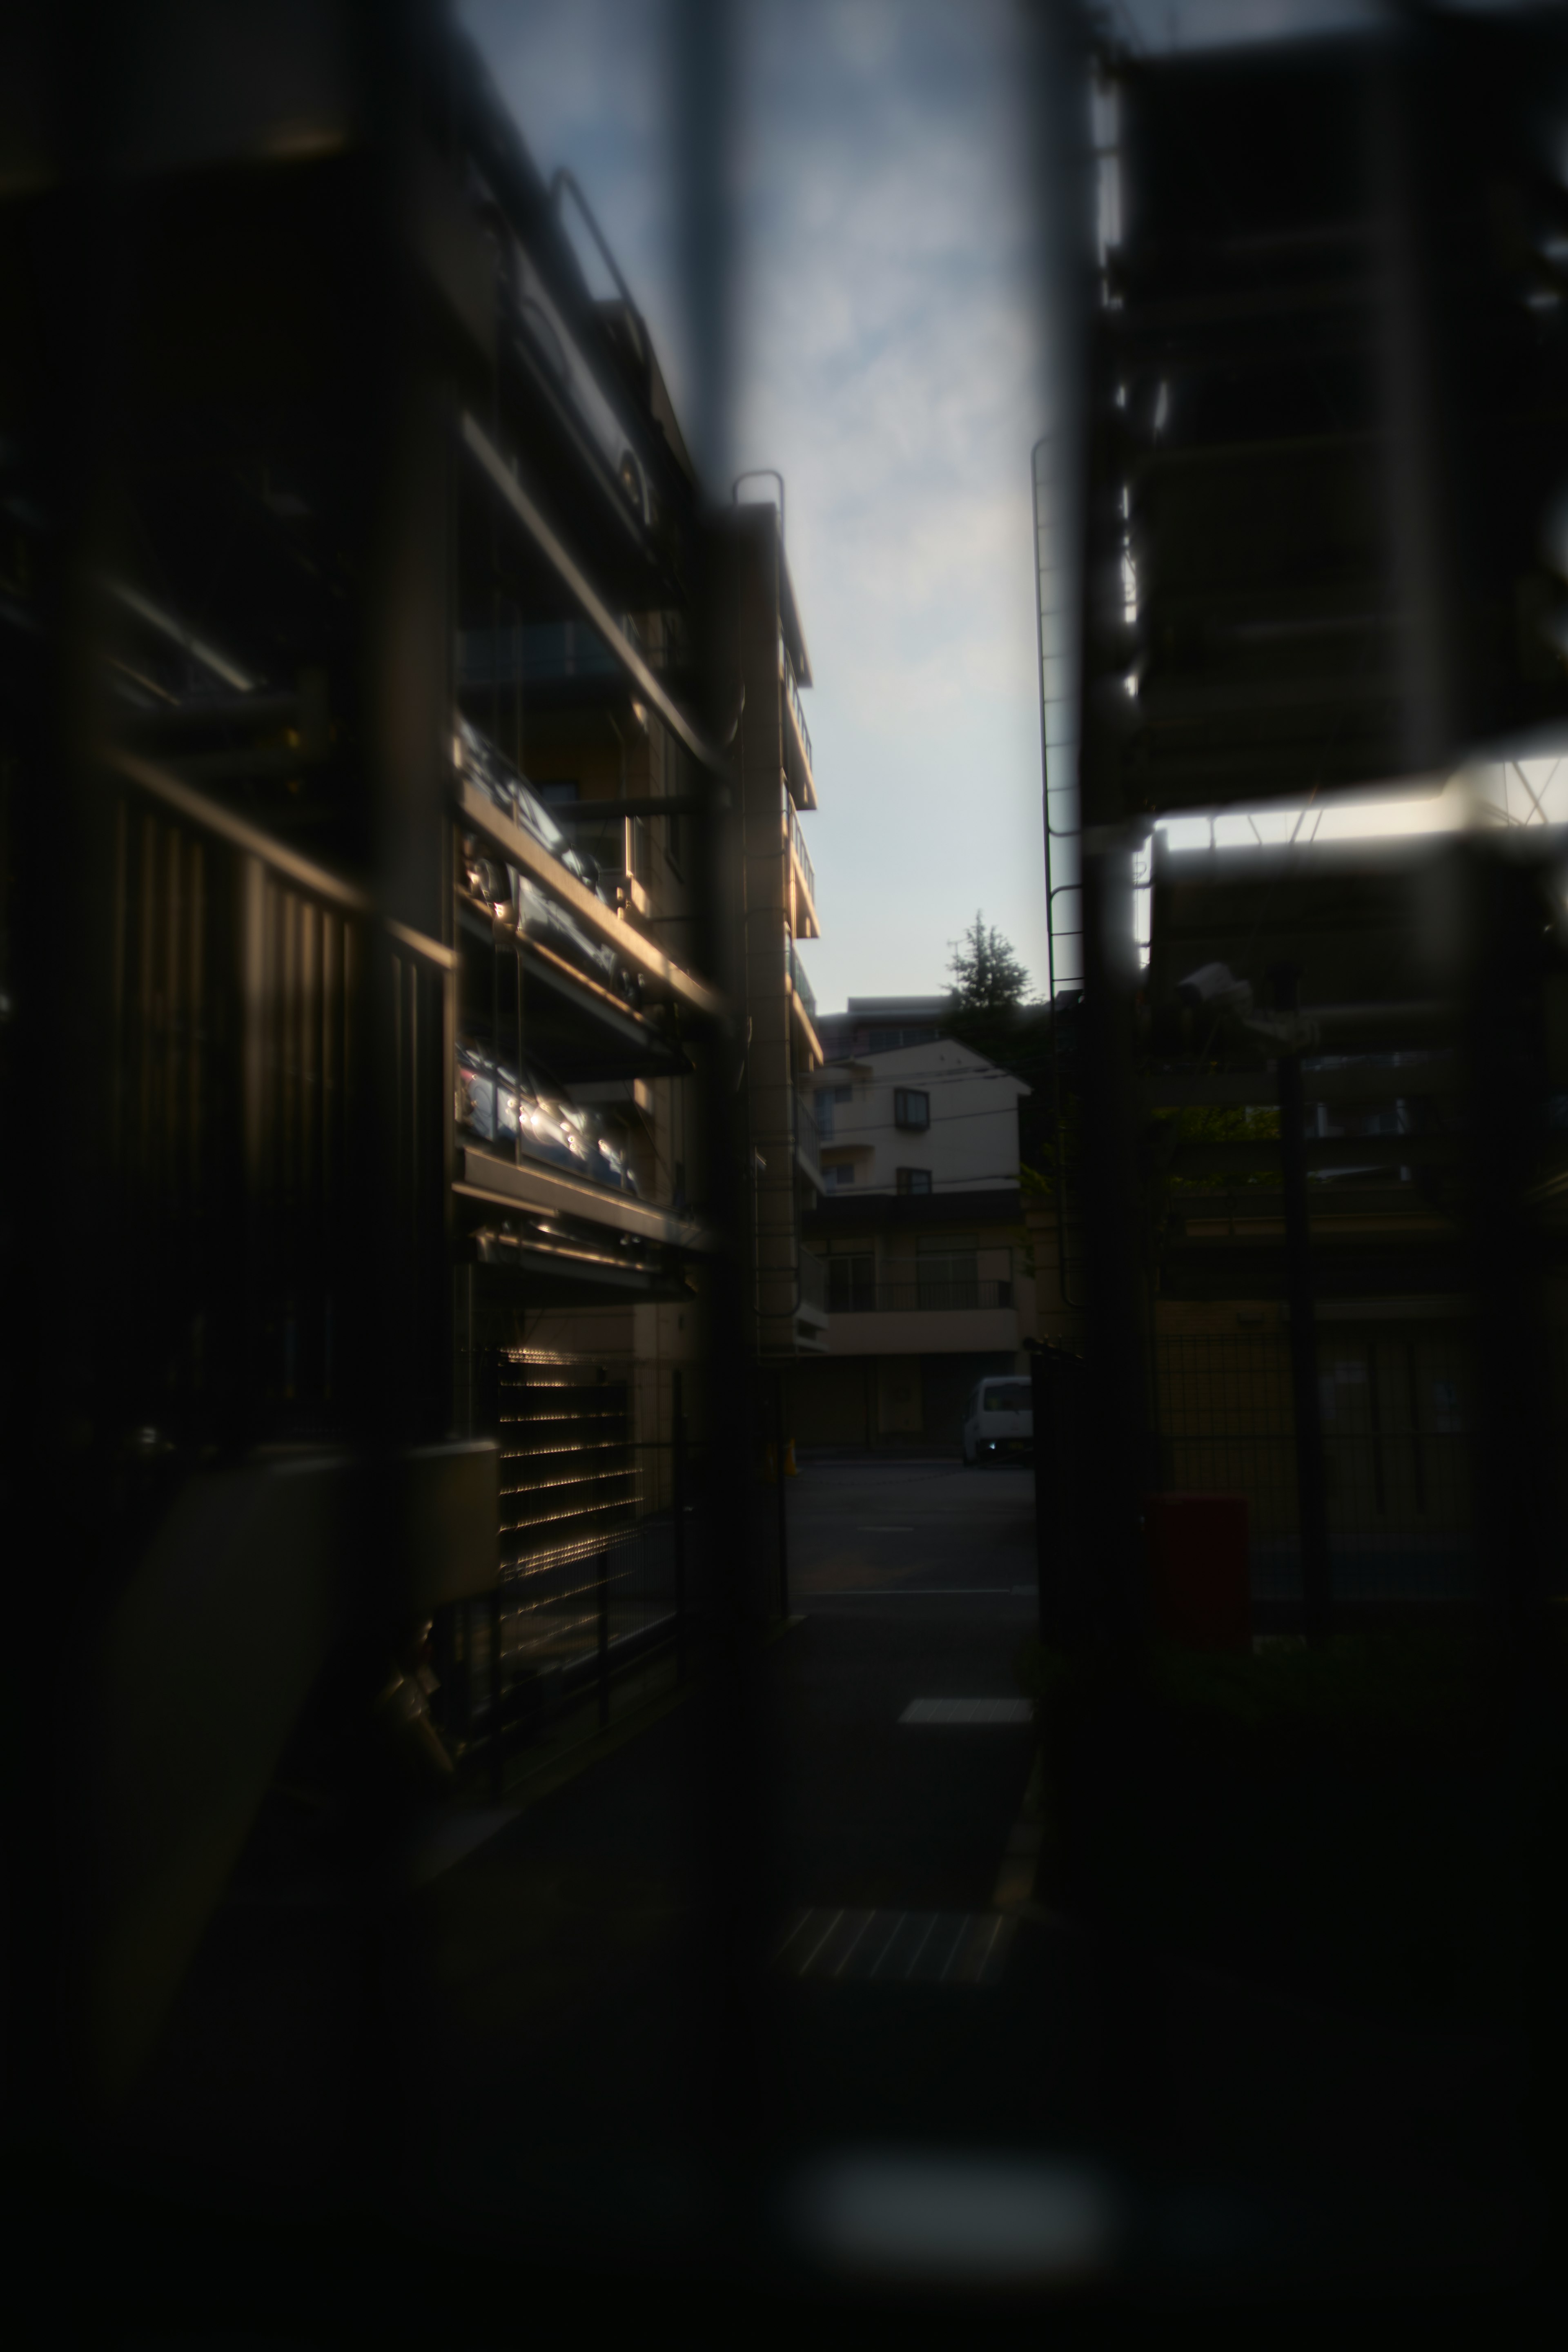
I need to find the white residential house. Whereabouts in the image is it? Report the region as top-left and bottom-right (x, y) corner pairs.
(788, 1033), (1034, 1450)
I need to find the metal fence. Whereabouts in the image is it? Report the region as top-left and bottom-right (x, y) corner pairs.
(432, 1350), (711, 1785)
(1151, 1325), (1568, 1606)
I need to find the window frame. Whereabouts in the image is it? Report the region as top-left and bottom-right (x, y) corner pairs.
(893, 1087), (931, 1132)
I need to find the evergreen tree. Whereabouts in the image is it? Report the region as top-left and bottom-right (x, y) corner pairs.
(945, 912), (1035, 1018)
(940, 915), (1056, 1169)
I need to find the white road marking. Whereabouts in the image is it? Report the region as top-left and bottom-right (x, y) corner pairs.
(797, 1908), (846, 1974)
(866, 1912), (908, 1980)
(977, 1914), (1009, 1983)
(774, 1909), (815, 1964)
(900, 1698), (1033, 1725)
(903, 1915), (940, 1980)
(937, 1915), (972, 1984)
(831, 1912), (878, 1978)
(779, 1908), (1016, 1987)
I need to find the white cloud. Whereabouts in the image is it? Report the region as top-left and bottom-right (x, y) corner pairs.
(461, 0), (1054, 1004)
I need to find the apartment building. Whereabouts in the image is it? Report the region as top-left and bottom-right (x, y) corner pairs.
(726, 501), (829, 1364)
(814, 994), (947, 1062)
(790, 1034), (1033, 1448)
(9, 5), (815, 2093)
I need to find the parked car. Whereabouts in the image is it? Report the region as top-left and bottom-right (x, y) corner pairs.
(962, 1375), (1034, 1466)
(455, 721), (645, 1011)
(454, 715), (601, 893)
(454, 1041), (639, 1197)
(512, 871), (643, 1011)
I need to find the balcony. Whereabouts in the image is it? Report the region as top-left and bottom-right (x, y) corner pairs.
(800, 1248), (828, 1312)
(786, 936), (822, 1067)
(819, 1272), (1020, 1357)
(794, 1089), (822, 1180)
(829, 1279), (1015, 1314)
(781, 633), (817, 810)
(787, 798), (820, 939)
(787, 937), (816, 1021)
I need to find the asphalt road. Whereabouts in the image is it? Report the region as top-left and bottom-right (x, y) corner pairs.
(86, 1455), (1541, 2319)
(787, 1456), (1040, 1604)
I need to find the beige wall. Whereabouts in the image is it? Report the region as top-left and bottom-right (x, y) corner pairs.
(877, 1355), (922, 1434)
(816, 1037), (1025, 1196)
(826, 1304), (1021, 1357)
(786, 1355), (875, 1446)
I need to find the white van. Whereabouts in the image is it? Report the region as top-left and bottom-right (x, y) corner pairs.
(962, 1375), (1034, 1465)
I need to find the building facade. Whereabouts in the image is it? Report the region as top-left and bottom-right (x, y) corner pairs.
(8, 6), (822, 2095)
(790, 1033), (1034, 1450)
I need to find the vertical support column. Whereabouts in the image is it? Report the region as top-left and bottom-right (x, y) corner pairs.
(597, 1548), (610, 1729)
(1029, 1345), (1054, 1648)
(1457, 844), (1553, 1667)
(489, 1586), (504, 1801)
(774, 1366), (789, 1619)
(673, 1368), (688, 1682)
(1075, 833), (1151, 1655)
(1072, 270), (1165, 2178)
(675, 0), (777, 2219)
(1272, 967), (1332, 1645)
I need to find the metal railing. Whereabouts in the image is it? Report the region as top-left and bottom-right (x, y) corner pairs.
(781, 633), (813, 776)
(1145, 1328), (1568, 1606)
(432, 1352), (712, 1781)
(828, 1278), (1015, 1314)
(787, 937), (817, 1022)
(788, 799), (817, 912)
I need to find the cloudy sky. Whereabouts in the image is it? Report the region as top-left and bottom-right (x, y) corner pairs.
(457, 0), (1412, 1013)
(460, 0), (1051, 1013)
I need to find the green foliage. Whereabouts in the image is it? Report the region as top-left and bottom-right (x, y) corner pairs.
(1017, 1630), (1478, 1760)
(1017, 1616), (1568, 2021)
(1149, 1101), (1282, 1191)
(1020, 1080), (1080, 1203)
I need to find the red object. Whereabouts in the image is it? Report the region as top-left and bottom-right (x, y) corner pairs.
(1144, 1493), (1250, 1652)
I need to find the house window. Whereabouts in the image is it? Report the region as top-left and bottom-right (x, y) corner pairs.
(827, 1252), (875, 1312)
(824, 1163), (855, 1188)
(895, 1168), (932, 1196)
(894, 1088), (930, 1132)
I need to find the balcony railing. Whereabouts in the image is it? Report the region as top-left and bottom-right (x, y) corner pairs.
(794, 1090), (821, 1170)
(781, 634), (813, 772)
(799, 1248), (828, 1312)
(787, 798), (817, 913)
(827, 1278), (1015, 1314)
(460, 616), (653, 688)
(787, 938), (817, 1022)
